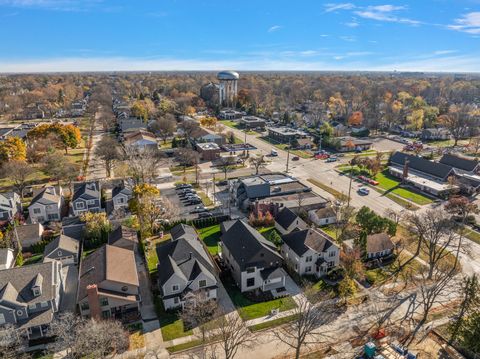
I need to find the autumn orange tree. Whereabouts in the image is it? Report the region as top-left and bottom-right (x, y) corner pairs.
(27, 123), (81, 154)
(0, 137), (27, 162)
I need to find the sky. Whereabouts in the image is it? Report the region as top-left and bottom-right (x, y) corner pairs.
(0, 0), (479, 73)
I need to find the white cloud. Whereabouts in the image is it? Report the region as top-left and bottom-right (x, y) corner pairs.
(0, 0), (103, 11)
(339, 35), (356, 42)
(344, 21), (359, 27)
(448, 12), (480, 34)
(368, 5), (406, 12)
(433, 50), (457, 55)
(324, 3), (355, 12)
(268, 25), (282, 33)
(0, 54), (479, 73)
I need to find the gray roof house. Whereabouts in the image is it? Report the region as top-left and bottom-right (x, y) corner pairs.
(156, 224), (218, 310)
(108, 226), (138, 251)
(0, 192), (21, 222)
(28, 186), (64, 224)
(0, 261), (63, 339)
(15, 223), (45, 249)
(281, 229), (340, 278)
(71, 181), (101, 216)
(43, 235), (79, 266)
(61, 216), (86, 240)
(308, 206), (337, 227)
(112, 181), (133, 211)
(220, 219), (287, 296)
(439, 154), (480, 174)
(274, 207), (308, 235)
(77, 245), (140, 323)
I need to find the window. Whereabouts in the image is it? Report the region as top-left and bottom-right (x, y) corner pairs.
(102, 310), (111, 319)
(33, 208), (41, 214)
(0, 313), (5, 325)
(57, 250), (63, 257)
(33, 288), (40, 297)
(48, 213), (58, 220)
(16, 310), (23, 316)
(118, 197), (125, 204)
(305, 266), (312, 273)
(199, 280), (207, 288)
(246, 267), (255, 273)
(28, 304), (36, 310)
(100, 298), (109, 307)
(306, 256), (313, 262)
(246, 278), (255, 287)
(87, 200), (96, 206)
(172, 285), (179, 292)
(173, 297), (179, 304)
(329, 251), (336, 257)
(81, 302), (89, 310)
(40, 301), (48, 308)
(328, 261), (335, 268)
(76, 202), (85, 209)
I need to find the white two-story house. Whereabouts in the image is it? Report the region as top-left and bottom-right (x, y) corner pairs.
(220, 220), (287, 296)
(28, 186), (64, 224)
(71, 181), (102, 216)
(0, 261), (63, 339)
(157, 224), (217, 310)
(281, 228), (340, 278)
(0, 192), (21, 221)
(111, 181), (133, 211)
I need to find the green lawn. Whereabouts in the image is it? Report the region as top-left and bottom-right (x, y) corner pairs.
(321, 226), (339, 240)
(459, 227), (480, 245)
(248, 314), (299, 332)
(23, 253), (43, 266)
(146, 234), (172, 273)
(197, 225), (221, 255)
(375, 171), (433, 205)
(222, 277), (297, 320)
(166, 339), (203, 353)
(154, 298), (193, 341)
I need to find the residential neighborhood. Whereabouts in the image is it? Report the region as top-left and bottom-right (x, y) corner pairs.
(0, 24), (480, 359)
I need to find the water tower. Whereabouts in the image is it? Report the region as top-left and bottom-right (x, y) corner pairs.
(217, 70), (239, 107)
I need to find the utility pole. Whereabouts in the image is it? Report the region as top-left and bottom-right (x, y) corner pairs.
(213, 172), (216, 206)
(285, 138), (291, 173)
(347, 160), (353, 207)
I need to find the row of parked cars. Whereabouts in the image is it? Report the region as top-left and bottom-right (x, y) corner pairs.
(175, 183), (213, 218)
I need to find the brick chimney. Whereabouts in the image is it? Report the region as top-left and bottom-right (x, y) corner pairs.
(86, 284), (101, 320)
(402, 159), (409, 181)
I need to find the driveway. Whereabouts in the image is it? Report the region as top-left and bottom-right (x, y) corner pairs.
(60, 265), (78, 312)
(134, 249), (157, 322)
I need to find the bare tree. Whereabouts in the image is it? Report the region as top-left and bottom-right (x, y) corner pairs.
(124, 146), (166, 184)
(209, 313), (254, 359)
(1, 160), (35, 199)
(94, 136), (122, 177)
(0, 324), (24, 359)
(248, 154), (265, 175)
(333, 203), (356, 242)
(175, 147), (198, 175)
(42, 152), (80, 189)
(439, 104), (475, 146)
(216, 156), (235, 180)
(273, 297), (336, 359)
(152, 113), (176, 143)
(47, 312), (82, 357)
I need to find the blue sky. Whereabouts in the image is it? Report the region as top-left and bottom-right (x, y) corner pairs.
(0, 0), (479, 72)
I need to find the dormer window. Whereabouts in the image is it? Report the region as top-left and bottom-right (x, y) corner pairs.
(57, 250), (63, 257)
(33, 288), (41, 297)
(32, 273), (43, 297)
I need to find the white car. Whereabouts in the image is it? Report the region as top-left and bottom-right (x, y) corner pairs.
(357, 187), (370, 195)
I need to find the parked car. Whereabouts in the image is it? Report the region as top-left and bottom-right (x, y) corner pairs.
(190, 207), (208, 214)
(176, 183), (192, 189)
(292, 156), (300, 161)
(326, 157), (337, 162)
(358, 187), (370, 195)
(187, 199), (202, 205)
(271, 149), (278, 156)
(217, 180), (228, 186)
(198, 212), (213, 218)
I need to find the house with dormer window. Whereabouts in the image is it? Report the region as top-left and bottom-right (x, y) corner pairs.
(0, 261), (63, 339)
(71, 181), (102, 216)
(156, 224), (218, 310)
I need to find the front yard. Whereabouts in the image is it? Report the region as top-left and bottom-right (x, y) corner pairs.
(374, 171), (433, 205)
(222, 275), (297, 321)
(197, 224), (221, 255)
(154, 297), (193, 341)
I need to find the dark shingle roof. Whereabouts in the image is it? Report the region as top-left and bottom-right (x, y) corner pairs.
(220, 220), (281, 271)
(439, 154), (479, 172)
(170, 223), (197, 241)
(156, 230), (215, 287)
(0, 262), (59, 305)
(282, 229), (335, 257)
(275, 207), (298, 230)
(390, 152), (454, 180)
(112, 181), (132, 198)
(72, 181), (100, 201)
(108, 225), (138, 247)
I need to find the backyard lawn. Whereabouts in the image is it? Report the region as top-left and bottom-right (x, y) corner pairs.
(375, 171), (433, 205)
(222, 276), (297, 320)
(197, 224), (221, 255)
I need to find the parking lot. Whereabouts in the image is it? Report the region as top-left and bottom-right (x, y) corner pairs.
(161, 186), (214, 221)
